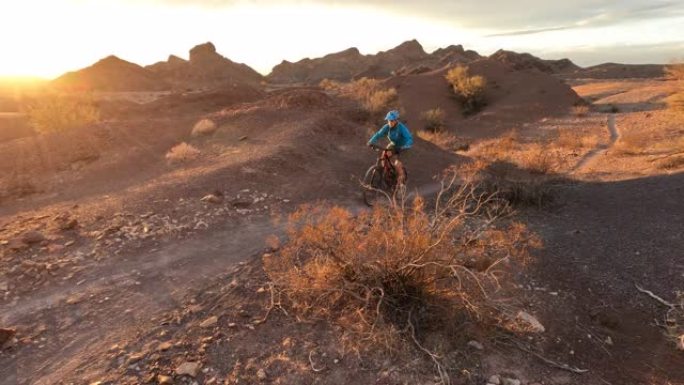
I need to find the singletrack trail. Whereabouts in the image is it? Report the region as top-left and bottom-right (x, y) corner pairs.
(572, 113), (619, 173)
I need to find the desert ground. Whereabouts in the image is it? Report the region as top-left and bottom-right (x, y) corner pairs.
(0, 42), (682, 385)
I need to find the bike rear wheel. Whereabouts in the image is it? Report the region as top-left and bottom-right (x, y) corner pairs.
(362, 166), (387, 207)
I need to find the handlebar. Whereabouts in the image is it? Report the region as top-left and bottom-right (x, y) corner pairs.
(369, 144), (395, 151)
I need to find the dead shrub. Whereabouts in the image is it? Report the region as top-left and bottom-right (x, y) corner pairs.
(421, 108), (446, 132)
(319, 78), (342, 91)
(572, 105), (590, 117)
(445, 65), (487, 114)
(667, 91), (684, 114)
(465, 160), (555, 208)
(475, 130), (519, 161)
(165, 142), (200, 163)
(656, 155), (684, 170)
(264, 174), (539, 381)
(23, 93), (100, 134)
(342, 78), (400, 117)
(191, 118), (217, 137)
(417, 130), (469, 152)
(519, 143), (557, 174)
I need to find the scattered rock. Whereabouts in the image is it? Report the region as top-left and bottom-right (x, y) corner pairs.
(230, 200), (252, 209)
(256, 368), (267, 381)
(157, 374), (174, 384)
(0, 280), (8, 291)
(605, 336), (613, 346)
(0, 328), (16, 347)
(200, 194), (223, 204)
(467, 340), (484, 350)
(176, 361), (200, 377)
(516, 311), (545, 333)
(502, 378), (521, 385)
(191, 119), (218, 137)
(487, 374), (501, 385)
(158, 341), (173, 351)
(200, 316), (218, 328)
(57, 218), (78, 231)
(21, 231), (45, 245)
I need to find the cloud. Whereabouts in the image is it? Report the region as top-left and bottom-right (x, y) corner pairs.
(147, 0), (684, 32)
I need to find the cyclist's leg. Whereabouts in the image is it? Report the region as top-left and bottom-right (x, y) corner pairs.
(392, 150), (409, 185)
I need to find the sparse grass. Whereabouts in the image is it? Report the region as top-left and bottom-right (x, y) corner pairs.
(614, 130), (650, 155)
(555, 129), (598, 151)
(520, 143), (557, 175)
(656, 155), (684, 170)
(417, 130), (469, 152)
(667, 92), (684, 114)
(421, 108), (446, 132)
(474, 130), (519, 161)
(165, 142), (200, 163)
(445, 65), (487, 115)
(23, 93), (100, 134)
(572, 105), (590, 117)
(264, 174), (539, 380)
(191, 118), (218, 137)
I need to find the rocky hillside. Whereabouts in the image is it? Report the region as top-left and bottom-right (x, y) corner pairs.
(489, 49), (580, 74)
(268, 39), (482, 84)
(52, 56), (170, 92)
(147, 42), (264, 90)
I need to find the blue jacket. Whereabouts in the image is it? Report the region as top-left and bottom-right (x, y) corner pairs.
(368, 122), (413, 150)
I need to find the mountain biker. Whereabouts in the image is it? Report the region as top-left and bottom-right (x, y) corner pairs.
(367, 110), (413, 185)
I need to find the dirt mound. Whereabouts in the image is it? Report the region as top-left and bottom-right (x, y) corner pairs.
(52, 56), (170, 92)
(567, 63), (666, 79)
(387, 58), (582, 138)
(489, 50), (579, 74)
(147, 42), (264, 90)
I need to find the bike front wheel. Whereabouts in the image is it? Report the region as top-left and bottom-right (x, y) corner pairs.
(362, 166), (388, 207)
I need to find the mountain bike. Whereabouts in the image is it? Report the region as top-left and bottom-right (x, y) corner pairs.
(362, 144), (407, 206)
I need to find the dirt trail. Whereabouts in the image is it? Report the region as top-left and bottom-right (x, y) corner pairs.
(572, 113), (619, 173)
(1, 216), (279, 384)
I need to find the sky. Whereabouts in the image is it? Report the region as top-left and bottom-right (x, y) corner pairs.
(1, 0), (683, 78)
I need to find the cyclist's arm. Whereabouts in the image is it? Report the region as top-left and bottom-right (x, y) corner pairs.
(399, 123), (413, 149)
(367, 124), (389, 145)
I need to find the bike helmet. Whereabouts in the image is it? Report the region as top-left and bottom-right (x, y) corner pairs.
(385, 110), (400, 121)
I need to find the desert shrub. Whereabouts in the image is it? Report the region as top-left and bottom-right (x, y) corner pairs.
(666, 62), (684, 81)
(365, 88), (398, 114)
(556, 129), (597, 150)
(572, 105), (590, 117)
(417, 130), (469, 152)
(445, 65), (486, 114)
(519, 143), (557, 174)
(667, 91), (684, 114)
(656, 155), (684, 170)
(465, 160), (555, 208)
(191, 118), (217, 137)
(264, 175), (539, 380)
(165, 142), (200, 163)
(341, 77), (400, 117)
(421, 108), (446, 132)
(474, 130), (519, 161)
(24, 93), (100, 134)
(319, 78), (342, 91)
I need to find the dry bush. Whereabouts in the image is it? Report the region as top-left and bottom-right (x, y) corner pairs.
(366, 88), (398, 114)
(319, 78), (342, 91)
(165, 142), (200, 163)
(666, 62), (684, 81)
(342, 77), (400, 117)
(417, 130), (469, 152)
(614, 130), (650, 155)
(474, 130), (519, 161)
(421, 108), (446, 132)
(572, 105), (590, 117)
(555, 129), (597, 151)
(264, 174), (539, 380)
(667, 92), (684, 114)
(464, 160), (555, 208)
(656, 155), (684, 170)
(519, 143), (557, 174)
(445, 65), (487, 114)
(23, 93), (100, 134)
(191, 118), (217, 137)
